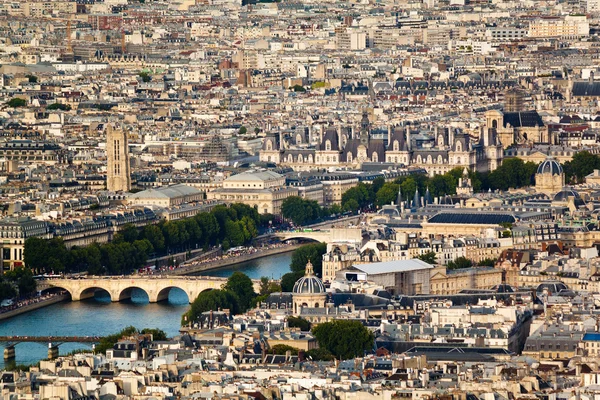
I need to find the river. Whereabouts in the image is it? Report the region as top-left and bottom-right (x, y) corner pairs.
(0, 252), (292, 369)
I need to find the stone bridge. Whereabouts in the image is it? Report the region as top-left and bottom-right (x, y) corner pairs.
(43, 276), (262, 303)
(274, 227), (364, 243)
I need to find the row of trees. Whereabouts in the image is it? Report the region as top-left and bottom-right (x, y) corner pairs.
(0, 267), (37, 301)
(24, 203), (262, 275)
(563, 151), (600, 184)
(281, 196), (342, 226)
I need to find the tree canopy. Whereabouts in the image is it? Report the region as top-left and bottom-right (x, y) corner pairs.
(290, 243), (327, 276)
(7, 98), (27, 108)
(312, 320), (374, 360)
(563, 151), (600, 184)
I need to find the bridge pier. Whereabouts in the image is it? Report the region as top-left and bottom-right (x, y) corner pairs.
(4, 345), (15, 361)
(48, 344), (59, 360)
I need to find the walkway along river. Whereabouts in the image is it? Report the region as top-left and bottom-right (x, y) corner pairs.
(0, 251), (293, 369)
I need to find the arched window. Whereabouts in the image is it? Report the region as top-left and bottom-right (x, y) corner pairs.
(298, 154), (303, 163)
(347, 153), (353, 163)
(492, 119), (498, 129)
(456, 142), (462, 152)
(325, 140), (331, 151)
(266, 140), (272, 151)
(438, 136), (444, 146)
(296, 134), (302, 144)
(393, 140), (399, 151)
(372, 153), (378, 162)
(288, 154), (293, 163)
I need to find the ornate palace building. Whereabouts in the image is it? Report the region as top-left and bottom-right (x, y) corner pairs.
(259, 112), (504, 176)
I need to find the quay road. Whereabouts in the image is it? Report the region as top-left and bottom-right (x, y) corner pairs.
(0, 336), (102, 343)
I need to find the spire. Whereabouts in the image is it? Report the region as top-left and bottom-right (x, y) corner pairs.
(413, 187), (421, 208)
(305, 260), (314, 276)
(425, 186), (432, 205)
(397, 187), (402, 207)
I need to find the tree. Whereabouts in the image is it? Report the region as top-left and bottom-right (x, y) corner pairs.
(281, 196), (320, 226)
(418, 252), (437, 265)
(7, 98), (27, 108)
(0, 278), (16, 301)
(120, 224), (139, 243)
(288, 316), (311, 331)
(290, 243), (327, 276)
(478, 258), (497, 267)
(291, 84), (306, 92)
(306, 347), (334, 361)
(281, 271), (304, 292)
(271, 344), (299, 355)
(447, 256), (473, 270)
(375, 182), (400, 207)
(142, 225), (165, 253)
(5, 267), (36, 297)
(563, 151), (600, 183)
(239, 126), (247, 135)
(224, 272), (255, 312)
(140, 328), (167, 341)
(26, 75), (38, 83)
(138, 72), (151, 82)
(47, 103), (71, 111)
(312, 320), (374, 360)
(95, 326), (138, 354)
(183, 289), (239, 325)
(259, 276), (281, 295)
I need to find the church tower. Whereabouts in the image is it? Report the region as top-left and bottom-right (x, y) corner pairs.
(106, 124), (131, 192)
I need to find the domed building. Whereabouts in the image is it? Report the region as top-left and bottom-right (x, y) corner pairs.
(292, 260), (327, 314)
(535, 157), (564, 195)
(536, 280), (568, 295)
(551, 188), (585, 211)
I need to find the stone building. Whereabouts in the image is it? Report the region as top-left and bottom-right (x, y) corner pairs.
(535, 157), (564, 195)
(106, 124), (131, 192)
(207, 170), (298, 214)
(260, 112), (503, 175)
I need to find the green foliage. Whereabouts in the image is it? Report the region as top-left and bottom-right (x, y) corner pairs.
(271, 344), (299, 355)
(281, 196), (322, 226)
(341, 182), (372, 211)
(224, 271), (256, 311)
(291, 84), (306, 92)
(563, 151), (600, 184)
(239, 126), (247, 135)
(311, 81), (328, 89)
(417, 251), (437, 265)
(47, 103), (71, 111)
(26, 75), (38, 83)
(290, 243), (327, 276)
(138, 72), (151, 82)
(478, 258), (497, 267)
(7, 98), (27, 108)
(447, 256), (473, 270)
(4, 267), (36, 297)
(95, 326), (139, 354)
(0, 277), (17, 301)
(24, 204), (258, 275)
(182, 289), (239, 325)
(306, 347), (335, 361)
(312, 320), (374, 360)
(140, 328), (167, 341)
(480, 158), (538, 191)
(281, 271), (304, 292)
(375, 182), (400, 207)
(287, 316), (311, 331)
(259, 276), (282, 295)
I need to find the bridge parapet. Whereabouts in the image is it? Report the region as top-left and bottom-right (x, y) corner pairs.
(44, 276), (262, 304)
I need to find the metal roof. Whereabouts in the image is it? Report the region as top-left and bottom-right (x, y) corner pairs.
(352, 259), (433, 275)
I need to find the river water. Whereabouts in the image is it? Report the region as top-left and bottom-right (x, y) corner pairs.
(0, 252), (292, 368)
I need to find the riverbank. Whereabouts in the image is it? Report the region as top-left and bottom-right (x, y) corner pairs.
(0, 294), (70, 322)
(169, 244), (302, 276)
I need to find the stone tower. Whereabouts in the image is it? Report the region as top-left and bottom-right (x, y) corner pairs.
(106, 124), (131, 192)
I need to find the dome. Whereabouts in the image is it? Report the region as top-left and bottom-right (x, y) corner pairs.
(537, 158), (563, 176)
(536, 280), (568, 294)
(553, 188), (580, 202)
(293, 261), (326, 294)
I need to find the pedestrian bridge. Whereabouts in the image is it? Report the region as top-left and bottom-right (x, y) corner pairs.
(274, 227), (363, 243)
(43, 276), (262, 303)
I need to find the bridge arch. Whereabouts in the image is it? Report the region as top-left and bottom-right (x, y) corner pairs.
(118, 286), (150, 302)
(78, 287), (113, 302)
(154, 286), (190, 303)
